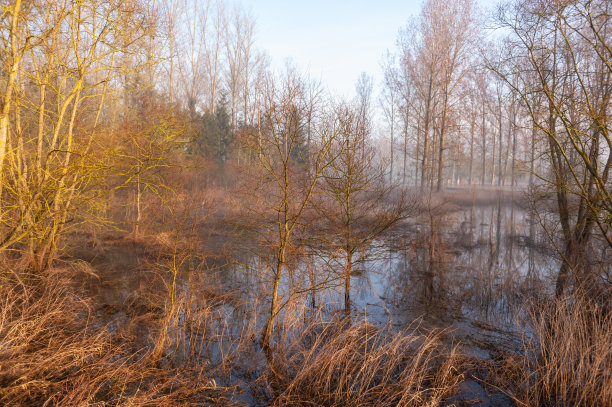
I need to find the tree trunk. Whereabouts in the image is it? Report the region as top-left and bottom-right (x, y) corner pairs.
(421, 73), (433, 189)
(469, 114), (474, 185)
(481, 108), (487, 185)
(497, 104), (503, 186)
(414, 119), (420, 185)
(490, 121), (496, 186)
(135, 172), (142, 237)
(0, 0), (23, 205)
(436, 87), (449, 191)
(262, 244), (285, 354)
(344, 250), (352, 316)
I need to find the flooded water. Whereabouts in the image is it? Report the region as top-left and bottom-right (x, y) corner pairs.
(201, 195), (562, 360)
(81, 192), (610, 405)
(85, 193), (565, 355)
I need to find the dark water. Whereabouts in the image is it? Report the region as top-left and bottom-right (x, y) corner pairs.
(83, 197), (572, 405)
(200, 198), (561, 359)
(86, 195), (564, 351)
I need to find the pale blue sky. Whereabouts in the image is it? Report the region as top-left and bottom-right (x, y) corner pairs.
(239, 0), (501, 98)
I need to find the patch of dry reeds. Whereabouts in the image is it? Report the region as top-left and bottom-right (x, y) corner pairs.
(0, 268), (239, 406)
(490, 295), (612, 406)
(269, 316), (464, 407)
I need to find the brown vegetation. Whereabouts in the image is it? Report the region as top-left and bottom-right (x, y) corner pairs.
(485, 296), (612, 407)
(0, 0), (610, 405)
(0, 269), (237, 406)
(272, 320), (463, 407)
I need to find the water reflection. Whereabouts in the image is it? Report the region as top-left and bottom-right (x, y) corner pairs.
(222, 198), (559, 330)
(87, 197), (570, 358)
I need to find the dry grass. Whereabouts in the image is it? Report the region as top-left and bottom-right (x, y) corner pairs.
(268, 316), (464, 407)
(3, 246), (610, 407)
(0, 268), (240, 406)
(488, 295), (612, 407)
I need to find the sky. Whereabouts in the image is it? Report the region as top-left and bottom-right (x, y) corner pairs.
(238, 0), (502, 99)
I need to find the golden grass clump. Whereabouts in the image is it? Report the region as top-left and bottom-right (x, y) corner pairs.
(524, 296), (612, 406)
(490, 296), (612, 407)
(271, 318), (463, 407)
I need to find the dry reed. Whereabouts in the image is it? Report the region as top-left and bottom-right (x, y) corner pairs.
(270, 316), (463, 406)
(0, 268), (240, 406)
(490, 295), (612, 406)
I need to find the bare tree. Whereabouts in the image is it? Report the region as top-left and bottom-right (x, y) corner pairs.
(243, 67), (335, 358)
(0, 0), (158, 269)
(381, 52), (399, 183)
(495, 0), (612, 296)
(315, 102), (413, 315)
(391, 0), (479, 190)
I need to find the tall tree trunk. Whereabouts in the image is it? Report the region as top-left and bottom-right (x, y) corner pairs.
(436, 87), (449, 191)
(469, 113), (475, 185)
(529, 122), (536, 186)
(389, 102), (394, 183)
(421, 73), (433, 189)
(511, 104), (517, 187)
(497, 103), (503, 186)
(0, 0), (23, 205)
(262, 242), (285, 355)
(135, 171), (142, 237)
(490, 120), (497, 186)
(481, 108), (487, 185)
(414, 119), (420, 185)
